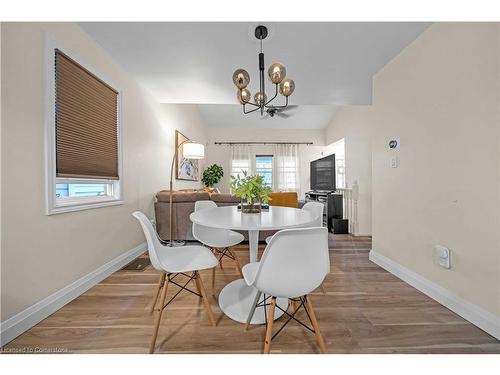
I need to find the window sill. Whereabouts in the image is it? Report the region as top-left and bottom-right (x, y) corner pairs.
(47, 198), (124, 215)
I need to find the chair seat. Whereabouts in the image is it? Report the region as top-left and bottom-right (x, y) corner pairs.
(158, 245), (218, 273)
(242, 262), (260, 286)
(198, 229), (245, 248)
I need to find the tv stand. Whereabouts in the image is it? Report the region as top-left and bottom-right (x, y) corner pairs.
(305, 190), (346, 233)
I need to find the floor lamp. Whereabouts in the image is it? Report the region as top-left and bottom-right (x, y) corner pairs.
(167, 140), (205, 247)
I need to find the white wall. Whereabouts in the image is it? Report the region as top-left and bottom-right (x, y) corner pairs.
(204, 127), (335, 200)
(0, 23), (206, 321)
(326, 106), (372, 235)
(156, 104), (207, 192)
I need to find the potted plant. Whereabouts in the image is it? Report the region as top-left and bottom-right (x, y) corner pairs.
(230, 171), (272, 213)
(202, 164), (224, 192)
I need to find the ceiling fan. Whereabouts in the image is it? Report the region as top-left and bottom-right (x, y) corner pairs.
(263, 105), (299, 119)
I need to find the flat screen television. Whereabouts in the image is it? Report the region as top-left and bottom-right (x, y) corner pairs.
(310, 154), (336, 191)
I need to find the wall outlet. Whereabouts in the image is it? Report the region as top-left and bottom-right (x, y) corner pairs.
(434, 245), (451, 269)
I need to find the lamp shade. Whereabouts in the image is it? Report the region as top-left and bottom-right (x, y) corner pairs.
(182, 142), (205, 159)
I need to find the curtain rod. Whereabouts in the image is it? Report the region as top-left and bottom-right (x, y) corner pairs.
(214, 141), (313, 145)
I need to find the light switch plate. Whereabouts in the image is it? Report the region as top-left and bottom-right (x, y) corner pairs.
(390, 157), (398, 168)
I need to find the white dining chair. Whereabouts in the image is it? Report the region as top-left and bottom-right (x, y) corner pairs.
(265, 201), (324, 244)
(243, 227), (329, 354)
(192, 200), (245, 291)
(132, 211), (218, 353)
(265, 201), (327, 294)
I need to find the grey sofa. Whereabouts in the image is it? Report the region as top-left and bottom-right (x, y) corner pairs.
(154, 190), (275, 242)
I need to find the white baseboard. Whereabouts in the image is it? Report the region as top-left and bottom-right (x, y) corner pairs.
(369, 250), (500, 340)
(0, 242), (146, 346)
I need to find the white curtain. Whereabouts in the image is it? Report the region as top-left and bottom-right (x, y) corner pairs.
(274, 144), (300, 192)
(230, 144), (253, 179)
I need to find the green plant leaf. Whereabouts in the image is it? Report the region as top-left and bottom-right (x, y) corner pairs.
(228, 172), (272, 203)
(202, 164), (224, 187)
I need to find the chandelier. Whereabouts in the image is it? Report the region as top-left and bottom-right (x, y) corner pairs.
(232, 25), (295, 117)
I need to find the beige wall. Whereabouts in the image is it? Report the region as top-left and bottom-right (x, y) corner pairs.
(330, 23), (499, 318)
(498, 23), (500, 326)
(371, 22), (500, 317)
(204, 127), (335, 199)
(0, 23), (2, 293)
(326, 106), (372, 235)
(0, 23), (206, 321)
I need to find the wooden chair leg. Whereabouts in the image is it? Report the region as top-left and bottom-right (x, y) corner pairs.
(228, 248), (244, 277)
(149, 273), (165, 313)
(211, 266), (216, 294)
(194, 271), (217, 326)
(149, 276), (169, 354)
(263, 297), (276, 354)
(192, 272), (203, 300)
(304, 295), (327, 354)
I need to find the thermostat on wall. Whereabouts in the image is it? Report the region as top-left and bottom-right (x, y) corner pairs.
(388, 137), (400, 149)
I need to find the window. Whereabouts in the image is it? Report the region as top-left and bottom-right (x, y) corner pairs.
(336, 158), (346, 189)
(56, 183), (109, 198)
(278, 158), (298, 190)
(255, 155), (273, 187)
(231, 159), (250, 179)
(45, 38), (122, 214)
(275, 144), (300, 192)
(330, 138), (346, 189)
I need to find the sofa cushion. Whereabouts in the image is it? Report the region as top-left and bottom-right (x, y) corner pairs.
(156, 190), (210, 203)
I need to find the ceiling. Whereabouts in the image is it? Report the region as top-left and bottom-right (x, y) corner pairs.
(198, 104), (338, 129)
(80, 22), (430, 128)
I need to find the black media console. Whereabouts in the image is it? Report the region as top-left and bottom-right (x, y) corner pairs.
(305, 191), (348, 234)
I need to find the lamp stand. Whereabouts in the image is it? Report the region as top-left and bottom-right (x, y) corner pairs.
(165, 140), (190, 247)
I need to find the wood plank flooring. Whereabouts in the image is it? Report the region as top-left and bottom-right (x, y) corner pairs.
(3, 235), (500, 354)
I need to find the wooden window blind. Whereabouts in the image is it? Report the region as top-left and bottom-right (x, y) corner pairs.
(54, 49), (119, 180)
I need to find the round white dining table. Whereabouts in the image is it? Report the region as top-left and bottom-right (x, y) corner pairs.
(189, 205), (317, 324)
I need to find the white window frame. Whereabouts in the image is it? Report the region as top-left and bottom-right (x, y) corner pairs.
(44, 35), (123, 215)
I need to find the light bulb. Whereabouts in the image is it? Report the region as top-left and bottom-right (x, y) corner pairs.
(279, 78), (295, 97)
(232, 69), (250, 89)
(254, 92), (267, 106)
(237, 88), (251, 104)
(268, 62), (286, 84)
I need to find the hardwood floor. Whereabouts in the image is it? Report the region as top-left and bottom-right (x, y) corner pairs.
(4, 235), (500, 354)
